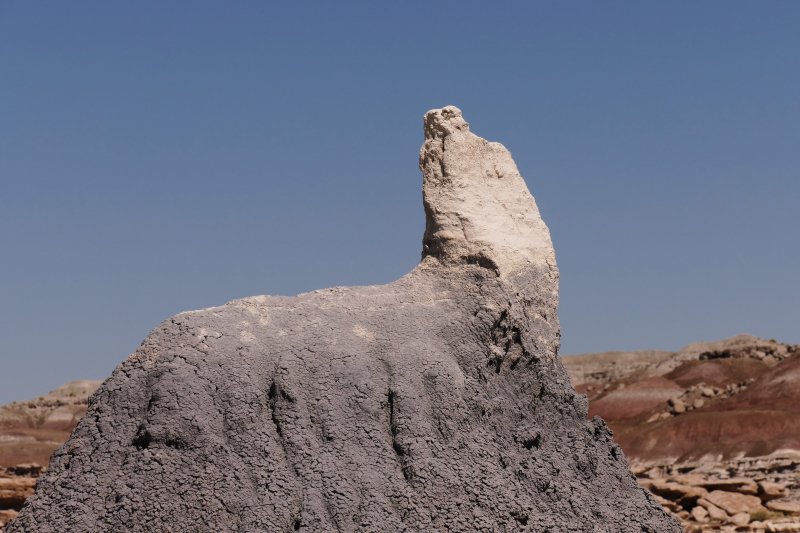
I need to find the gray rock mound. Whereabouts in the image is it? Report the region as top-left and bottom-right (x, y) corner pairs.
(8, 107), (680, 532)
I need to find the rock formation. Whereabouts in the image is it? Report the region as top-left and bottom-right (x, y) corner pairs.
(7, 107), (679, 532)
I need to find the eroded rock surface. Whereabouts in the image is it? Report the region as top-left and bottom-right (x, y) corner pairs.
(7, 107), (678, 532)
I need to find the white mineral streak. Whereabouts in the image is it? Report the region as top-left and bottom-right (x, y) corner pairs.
(419, 106), (556, 276)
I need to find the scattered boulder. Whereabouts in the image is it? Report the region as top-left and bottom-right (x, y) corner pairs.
(653, 494), (680, 513)
(691, 505), (708, 522)
(677, 486), (709, 508)
(668, 397), (686, 414)
(673, 474), (706, 486)
(759, 481), (789, 501)
(637, 478), (655, 491)
(705, 490), (766, 515)
(728, 512), (750, 526)
(650, 480), (700, 500)
(701, 477), (759, 495)
(767, 501), (800, 514)
(8, 464), (42, 478)
(0, 478), (35, 510)
(698, 498), (730, 522)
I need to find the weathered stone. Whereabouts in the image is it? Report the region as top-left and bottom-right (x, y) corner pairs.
(0, 477), (36, 510)
(11, 463), (42, 477)
(767, 501), (800, 514)
(0, 510), (19, 528)
(650, 479), (708, 505)
(728, 512), (750, 526)
(759, 481), (788, 501)
(669, 398), (686, 414)
(673, 474), (706, 486)
(766, 522), (800, 533)
(701, 477), (759, 495)
(678, 486), (710, 508)
(691, 505), (709, 522)
(638, 478), (655, 490)
(705, 490), (766, 515)
(5, 107), (680, 532)
(698, 498), (730, 521)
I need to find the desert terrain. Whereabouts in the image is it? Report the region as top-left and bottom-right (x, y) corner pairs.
(565, 334), (800, 532)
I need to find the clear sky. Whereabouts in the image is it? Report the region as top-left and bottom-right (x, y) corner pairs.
(1, 1), (798, 404)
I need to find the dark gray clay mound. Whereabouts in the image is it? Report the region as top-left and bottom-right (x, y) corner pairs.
(8, 107), (680, 532)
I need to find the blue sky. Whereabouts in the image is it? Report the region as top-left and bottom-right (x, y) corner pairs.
(1, 1), (798, 404)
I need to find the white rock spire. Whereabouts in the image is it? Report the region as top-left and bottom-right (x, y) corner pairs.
(419, 106), (556, 276)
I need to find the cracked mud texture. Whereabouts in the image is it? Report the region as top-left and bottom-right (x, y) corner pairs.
(8, 107), (680, 532)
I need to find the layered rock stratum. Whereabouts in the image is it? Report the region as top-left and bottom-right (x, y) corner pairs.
(564, 335), (800, 532)
(7, 107), (679, 532)
(0, 380), (102, 469)
(564, 334), (800, 465)
(0, 382), (103, 529)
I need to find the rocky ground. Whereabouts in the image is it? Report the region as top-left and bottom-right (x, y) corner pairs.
(634, 456), (800, 532)
(564, 334), (800, 532)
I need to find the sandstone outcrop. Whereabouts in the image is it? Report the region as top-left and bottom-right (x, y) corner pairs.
(0, 511), (18, 530)
(6, 107), (679, 532)
(0, 467), (41, 530)
(0, 477), (35, 512)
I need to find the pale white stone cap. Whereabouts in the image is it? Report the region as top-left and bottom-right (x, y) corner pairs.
(419, 106), (556, 276)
